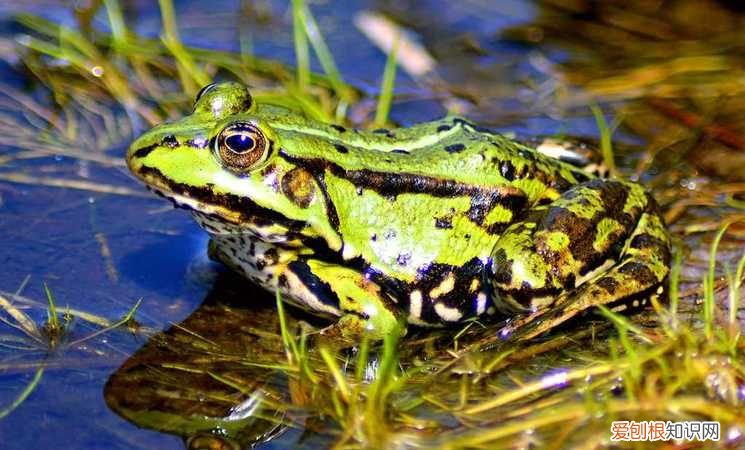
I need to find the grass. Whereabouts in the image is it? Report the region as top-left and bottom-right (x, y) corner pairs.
(0, 0), (744, 448)
(590, 104), (618, 177)
(0, 281), (143, 420)
(374, 33), (400, 127)
(0, 367), (44, 420)
(262, 236), (744, 448)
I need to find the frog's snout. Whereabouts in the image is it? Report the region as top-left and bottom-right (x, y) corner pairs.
(125, 135), (151, 175)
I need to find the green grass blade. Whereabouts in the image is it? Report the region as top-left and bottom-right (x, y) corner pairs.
(366, 327), (400, 416)
(291, 0), (310, 90)
(158, 0), (180, 42)
(275, 290), (300, 365)
(354, 337), (370, 381)
(374, 34), (399, 127)
(43, 283), (58, 332)
(0, 367), (44, 420)
(158, 0), (210, 90)
(300, 2), (349, 100)
(320, 347), (351, 401)
(729, 249), (745, 339)
(590, 105), (616, 176)
(668, 243), (683, 330)
(102, 0), (127, 48)
(596, 305), (653, 344)
(65, 299), (142, 348)
(704, 223), (730, 338)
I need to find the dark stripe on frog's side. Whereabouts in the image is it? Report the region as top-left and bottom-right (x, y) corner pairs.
(136, 165), (307, 230)
(278, 233), (494, 324)
(286, 260), (341, 309)
(420, 258), (493, 321)
(303, 168), (341, 232)
(277, 151), (528, 232)
(279, 150), (527, 206)
(490, 146), (586, 191)
(357, 257), (494, 324)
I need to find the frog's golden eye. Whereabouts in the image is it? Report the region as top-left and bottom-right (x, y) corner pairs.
(216, 122), (269, 171)
(195, 82), (217, 104)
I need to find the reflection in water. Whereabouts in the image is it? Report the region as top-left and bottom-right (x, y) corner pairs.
(104, 273), (289, 449)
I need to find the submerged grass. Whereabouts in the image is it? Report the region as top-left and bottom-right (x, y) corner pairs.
(0, 367), (44, 420)
(0, 281), (143, 420)
(1, 1), (744, 448)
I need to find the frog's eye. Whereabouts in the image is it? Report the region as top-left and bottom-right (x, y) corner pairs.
(215, 122), (270, 172)
(195, 83), (217, 104)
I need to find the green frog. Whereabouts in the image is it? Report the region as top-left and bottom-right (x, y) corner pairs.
(126, 82), (671, 341)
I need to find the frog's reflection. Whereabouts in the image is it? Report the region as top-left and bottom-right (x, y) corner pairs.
(105, 272), (293, 449)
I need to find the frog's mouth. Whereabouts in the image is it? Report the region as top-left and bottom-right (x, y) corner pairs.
(128, 162), (236, 219)
(131, 164), (306, 234)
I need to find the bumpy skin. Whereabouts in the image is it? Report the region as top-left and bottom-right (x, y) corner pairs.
(127, 82), (671, 341)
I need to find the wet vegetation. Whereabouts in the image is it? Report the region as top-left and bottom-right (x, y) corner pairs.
(1, 0), (744, 448)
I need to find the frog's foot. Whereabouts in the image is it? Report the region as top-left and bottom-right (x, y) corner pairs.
(318, 312), (405, 348)
(490, 179), (671, 340)
(522, 136), (609, 177)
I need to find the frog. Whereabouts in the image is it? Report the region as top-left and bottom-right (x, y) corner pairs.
(126, 82), (671, 341)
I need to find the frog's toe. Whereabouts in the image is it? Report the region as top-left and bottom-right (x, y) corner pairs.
(318, 313), (406, 347)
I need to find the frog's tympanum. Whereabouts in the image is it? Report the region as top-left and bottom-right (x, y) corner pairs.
(127, 82), (671, 341)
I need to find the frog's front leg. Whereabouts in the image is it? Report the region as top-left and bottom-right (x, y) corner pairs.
(278, 259), (405, 342)
(490, 179), (671, 339)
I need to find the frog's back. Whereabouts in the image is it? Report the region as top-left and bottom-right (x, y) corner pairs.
(274, 115), (591, 205)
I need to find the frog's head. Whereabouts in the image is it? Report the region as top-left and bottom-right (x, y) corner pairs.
(127, 82), (332, 242)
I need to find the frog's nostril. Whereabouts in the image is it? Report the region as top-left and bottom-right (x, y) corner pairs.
(162, 135), (179, 148)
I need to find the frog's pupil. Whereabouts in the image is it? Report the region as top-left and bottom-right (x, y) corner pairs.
(226, 134), (255, 153)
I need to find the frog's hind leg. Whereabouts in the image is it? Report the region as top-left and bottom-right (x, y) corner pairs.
(499, 206), (671, 341)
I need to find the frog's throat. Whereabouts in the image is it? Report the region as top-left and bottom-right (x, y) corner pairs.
(134, 165), (306, 231)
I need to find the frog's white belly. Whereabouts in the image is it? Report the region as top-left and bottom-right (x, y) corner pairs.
(193, 212), (343, 318)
